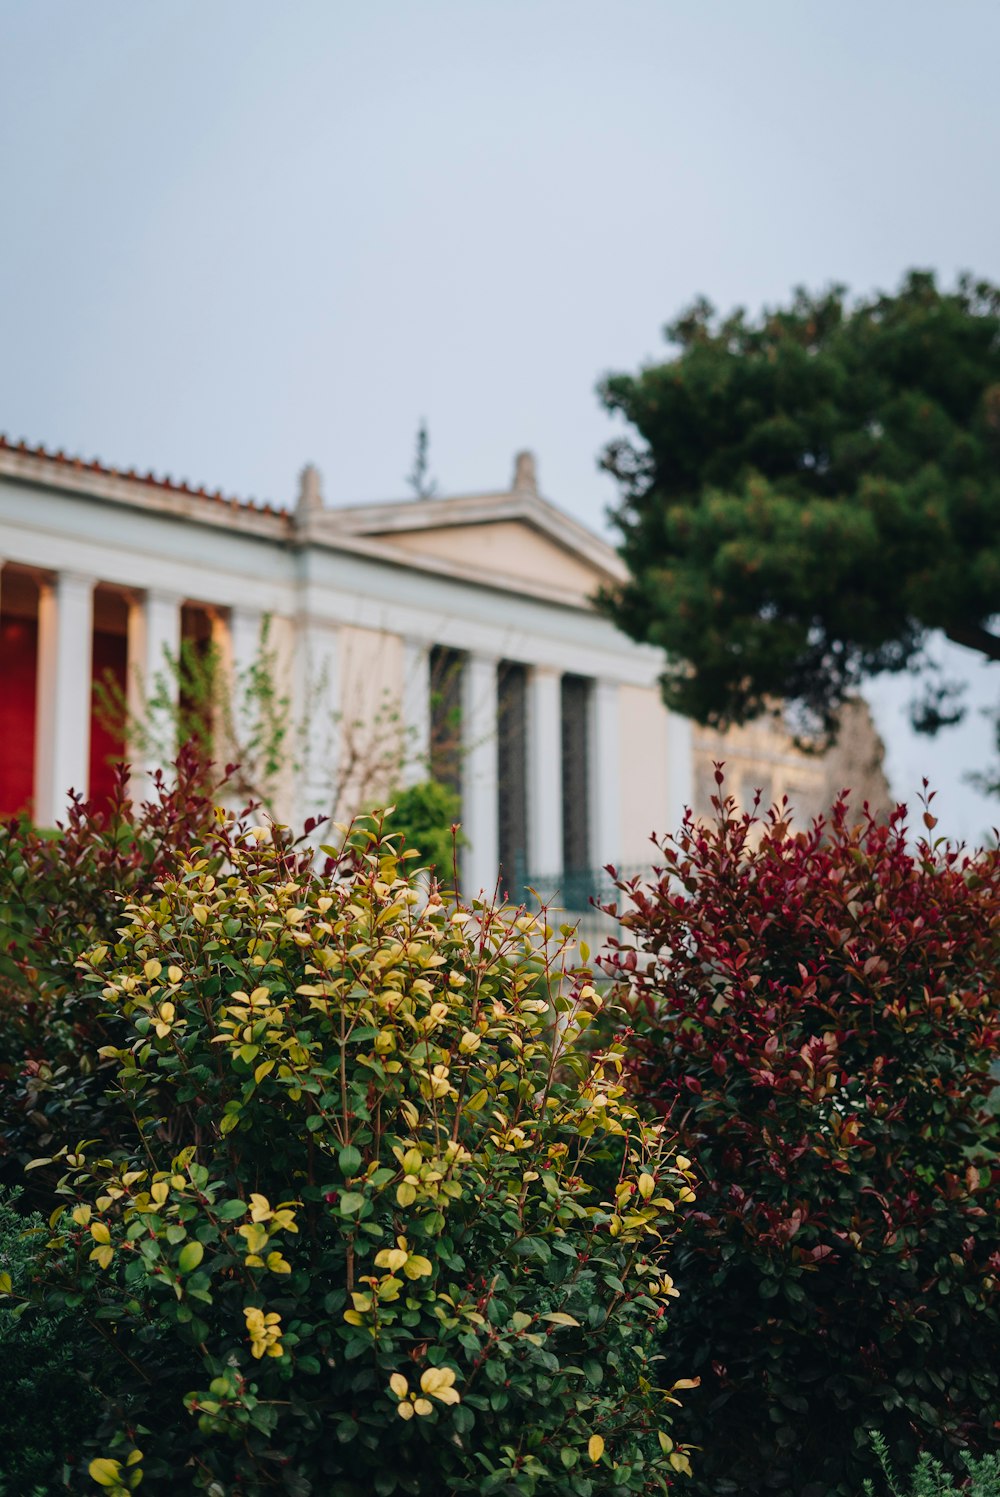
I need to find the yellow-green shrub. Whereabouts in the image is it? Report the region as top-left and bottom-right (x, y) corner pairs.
(27, 819), (693, 1494)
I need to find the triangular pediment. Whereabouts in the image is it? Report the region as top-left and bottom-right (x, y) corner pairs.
(314, 488), (626, 607)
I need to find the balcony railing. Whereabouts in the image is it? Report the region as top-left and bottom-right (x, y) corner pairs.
(507, 862), (651, 914)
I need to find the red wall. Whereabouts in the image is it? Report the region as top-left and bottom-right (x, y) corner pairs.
(0, 616), (38, 817)
(89, 630), (128, 807)
(0, 621), (128, 819)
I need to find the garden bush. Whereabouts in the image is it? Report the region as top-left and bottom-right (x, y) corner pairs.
(0, 748), (229, 1191)
(0, 1186), (102, 1493)
(864, 1431), (1000, 1496)
(603, 783), (1000, 1497)
(17, 816), (696, 1494)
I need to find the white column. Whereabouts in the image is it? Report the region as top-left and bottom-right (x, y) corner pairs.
(126, 588), (182, 793)
(34, 570), (95, 825)
(667, 710), (694, 832)
(401, 637), (431, 787)
(294, 612), (340, 832)
(226, 605), (263, 754)
(590, 679), (621, 872)
(461, 652), (499, 898)
(526, 665), (563, 883)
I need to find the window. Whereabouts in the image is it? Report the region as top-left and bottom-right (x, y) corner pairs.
(429, 645), (464, 796)
(560, 673), (591, 875)
(497, 660), (527, 897)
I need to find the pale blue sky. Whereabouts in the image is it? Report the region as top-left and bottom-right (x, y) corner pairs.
(2, 1), (998, 839)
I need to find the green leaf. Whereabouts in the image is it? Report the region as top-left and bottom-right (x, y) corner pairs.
(178, 1240), (204, 1274)
(215, 1199), (247, 1220)
(339, 1144), (362, 1176)
(339, 1192), (365, 1214)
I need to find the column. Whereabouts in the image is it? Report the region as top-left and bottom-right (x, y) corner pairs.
(34, 570), (95, 825)
(667, 710), (694, 832)
(225, 604), (263, 756)
(526, 664), (563, 886)
(294, 612), (340, 832)
(401, 637), (431, 787)
(590, 679), (621, 873)
(461, 652), (499, 898)
(126, 588), (182, 794)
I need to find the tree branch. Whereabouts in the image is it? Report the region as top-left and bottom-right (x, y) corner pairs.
(943, 623), (1000, 663)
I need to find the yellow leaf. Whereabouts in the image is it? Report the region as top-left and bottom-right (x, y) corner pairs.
(638, 1173), (655, 1200)
(249, 1193), (272, 1222)
(675, 1155), (692, 1172)
(413, 1397), (433, 1416)
(144, 959), (162, 981)
(374, 1247), (409, 1273)
(403, 1254), (433, 1280)
(167, 966), (183, 984)
(254, 1060), (275, 1085)
(389, 1372), (409, 1398)
(396, 1401), (414, 1420)
(88, 1457), (123, 1486)
(541, 1311), (580, 1327)
(89, 1244), (114, 1270)
(0, 1272), (11, 1295)
(90, 1222), (111, 1245)
(588, 1434), (605, 1463)
(657, 1431), (674, 1453)
(396, 1182), (417, 1207)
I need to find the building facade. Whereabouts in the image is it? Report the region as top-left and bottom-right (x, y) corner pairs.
(0, 438), (694, 902)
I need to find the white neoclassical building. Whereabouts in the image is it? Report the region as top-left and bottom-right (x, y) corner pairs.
(0, 436), (693, 901)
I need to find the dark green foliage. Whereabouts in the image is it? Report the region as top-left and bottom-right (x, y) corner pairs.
(0, 1187), (100, 1493)
(599, 271), (1000, 739)
(604, 786), (1000, 1497)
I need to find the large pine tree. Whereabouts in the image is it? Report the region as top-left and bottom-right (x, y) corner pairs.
(599, 271), (1000, 744)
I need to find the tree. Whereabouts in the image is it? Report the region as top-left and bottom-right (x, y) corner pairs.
(598, 271), (1000, 743)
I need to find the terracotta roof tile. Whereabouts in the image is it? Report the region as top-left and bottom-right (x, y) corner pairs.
(0, 433), (283, 517)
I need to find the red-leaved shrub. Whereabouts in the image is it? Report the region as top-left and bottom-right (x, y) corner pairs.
(0, 750), (231, 1188)
(603, 782), (1000, 1497)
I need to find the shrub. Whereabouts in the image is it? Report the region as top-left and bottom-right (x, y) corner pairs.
(0, 749), (230, 1191)
(864, 1431), (1000, 1496)
(0, 1186), (101, 1494)
(603, 785), (1000, 1497)
(365, 778), (464, 883)
(22, 818), (695, 1494)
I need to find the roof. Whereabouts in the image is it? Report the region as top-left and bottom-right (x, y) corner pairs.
(0, 433), (281, 517)
(318, 480), (628, 589)
(0, 436), (625, 609)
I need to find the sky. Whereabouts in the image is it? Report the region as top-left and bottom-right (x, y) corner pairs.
(2, 0), (998, 841)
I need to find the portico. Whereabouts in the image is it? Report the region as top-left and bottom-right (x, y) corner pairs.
(0, 436), (692, 902)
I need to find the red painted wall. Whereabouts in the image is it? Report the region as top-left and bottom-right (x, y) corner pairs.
(89, 630), (127, 806)
(0, 616), (38, 817)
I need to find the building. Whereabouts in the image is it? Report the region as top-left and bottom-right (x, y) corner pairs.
(0, 437), (694, 904)
(692, 697), (892, 827)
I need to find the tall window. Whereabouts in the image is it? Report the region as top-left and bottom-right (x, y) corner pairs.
(497, 660), (527, 897)
(561, 673), (591, 875)
(429, 645), (464, 796)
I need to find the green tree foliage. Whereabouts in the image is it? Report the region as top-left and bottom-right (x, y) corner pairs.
(599, 271), (1000, 741)
(10, 816), (695, 1494)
